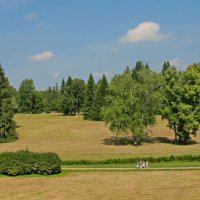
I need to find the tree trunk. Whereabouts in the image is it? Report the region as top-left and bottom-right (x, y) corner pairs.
(175, 132), (178, 143)
(173, 124), (178, 143)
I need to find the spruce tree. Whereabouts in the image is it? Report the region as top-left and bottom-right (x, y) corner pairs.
(60, 78), (65, 94)
(83, 74), (95, 120)
(92, 74), (108, 120)
(66, 76), (73, 86)
(0, 64), (17, 142)
(162, 61), (170, 74)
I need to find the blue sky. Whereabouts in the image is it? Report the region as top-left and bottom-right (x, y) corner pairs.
(1, 0), (200, 90)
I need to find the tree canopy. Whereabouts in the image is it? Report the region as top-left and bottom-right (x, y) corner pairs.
(162, 63), (200, 143)
(102, 66), (162, 144)
(0, 64), (17, 142)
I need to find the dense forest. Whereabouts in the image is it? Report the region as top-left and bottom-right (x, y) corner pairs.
(1, 61), (200, 144)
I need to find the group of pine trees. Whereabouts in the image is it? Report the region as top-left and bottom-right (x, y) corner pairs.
(15, 73), (108, 121)
(1, 61), (200, 144)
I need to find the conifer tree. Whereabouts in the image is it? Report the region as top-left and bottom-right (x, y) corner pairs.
(92, 74), (108, 120)
(60, 78), (65, 94)
(162, 61), (170, 74)
(66, 76), (73, 86)
(83, 74), (95, 120)
(0, 64), (17, 142)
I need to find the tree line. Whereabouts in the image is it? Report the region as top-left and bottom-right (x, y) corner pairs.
(1, 61), (200, 145)
(15, 73), (108, 121)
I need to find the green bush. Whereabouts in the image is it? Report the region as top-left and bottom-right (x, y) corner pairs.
(0, 150), (61, 176)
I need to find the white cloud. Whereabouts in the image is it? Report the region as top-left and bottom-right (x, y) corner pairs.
(31, 51), (55, 62)
(119, 21), (170, 44)
(26, 12), (38, 20)
(169, 57), (183, 67)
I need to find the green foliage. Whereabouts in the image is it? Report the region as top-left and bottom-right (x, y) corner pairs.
(92, 74), (108, 121)
(102, 65), (162, 144)
(32, 91), (45, 114)
(44, 86), (59, 113)
(0, 64), (17, 143)
(70, 79), (86, 114)
(162, 63), (200, 144)
(60, 78), (65, 94)
(0, 150), (61, 176)
(17, 79), (36, 113)
(83, 74), (96, 119)
(60, 77), (85, 115)
(162, 61), (170, 74)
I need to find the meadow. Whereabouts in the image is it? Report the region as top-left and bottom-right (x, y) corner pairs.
(1, 114), (200, 200)
(0, 113), (200, 161)
(1, 170), (200, 200)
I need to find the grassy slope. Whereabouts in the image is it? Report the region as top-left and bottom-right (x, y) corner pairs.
(1, 171), (200, 200)
(0, 113), (200, 161)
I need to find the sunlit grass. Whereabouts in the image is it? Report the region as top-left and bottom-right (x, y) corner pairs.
(0, 113), (199, 160)
(1, 170), (200, 199)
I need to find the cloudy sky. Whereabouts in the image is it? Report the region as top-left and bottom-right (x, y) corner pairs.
(1, 0), (200, 90)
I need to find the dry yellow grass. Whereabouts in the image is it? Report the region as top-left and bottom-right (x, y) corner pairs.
(0, 113), (200, 160)
(0, 171), (200, 200)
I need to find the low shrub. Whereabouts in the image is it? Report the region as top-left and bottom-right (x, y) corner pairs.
(0, 150), (61, 176)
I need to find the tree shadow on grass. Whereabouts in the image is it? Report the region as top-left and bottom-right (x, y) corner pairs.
(103, 136), (136, 146)
(147, 136), (199, 145)
(148, 136), (174, 144)
(103, 136), (199, 146)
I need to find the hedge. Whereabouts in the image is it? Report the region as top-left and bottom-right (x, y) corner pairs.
(0, 150), (61, 176)
(62, 155), (200, 165)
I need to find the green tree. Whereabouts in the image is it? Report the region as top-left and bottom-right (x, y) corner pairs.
(44, 86), (59, 113)
(9, 85), (18, 113)
(0, 64), (17, 142)
(17, 79), (35, 113)
(60, 78), (65, 94)
(66, 76), (73, 86)
(162, 61), (170, 74)
(92, 74), (108, 121)
(132, 61), (149, 81)
(60, 76), (75, 115)
(135, 68), (163, 127)
(162, 64), (200, 143)
(70, 79), (86, 114)
(102, 68), (162, 145)
(33, 91), (44, 114)
(83, 74), (96, 120)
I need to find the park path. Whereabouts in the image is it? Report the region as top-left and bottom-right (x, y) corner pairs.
(62, 166), (200, 171)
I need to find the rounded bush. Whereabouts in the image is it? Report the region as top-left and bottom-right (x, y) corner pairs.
(0, 150), (61, 176)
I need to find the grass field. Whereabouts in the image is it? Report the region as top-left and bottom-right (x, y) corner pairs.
(0, 113), (200, 161)
(1, 114), (200, 200)
(0, 170), (200, 200)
